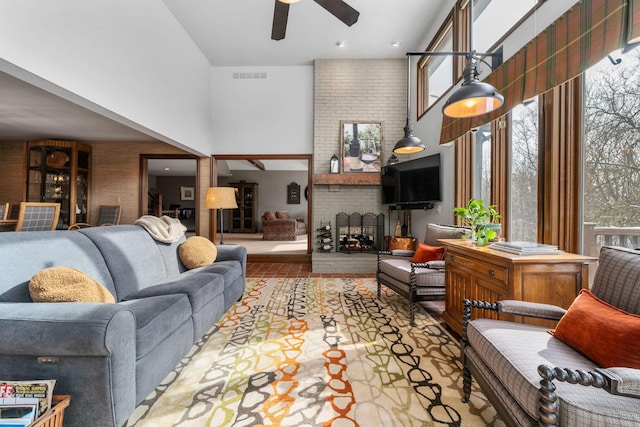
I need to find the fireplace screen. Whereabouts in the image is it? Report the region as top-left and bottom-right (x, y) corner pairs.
(336, 212), (385, 253)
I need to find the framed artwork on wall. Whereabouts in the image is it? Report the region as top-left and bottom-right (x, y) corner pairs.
(341, 121), (383, 173)
(180, 186), (195, 201)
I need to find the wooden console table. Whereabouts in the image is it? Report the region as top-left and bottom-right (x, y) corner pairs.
(439, 239), (596, 336)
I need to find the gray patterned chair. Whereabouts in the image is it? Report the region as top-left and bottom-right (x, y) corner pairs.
(376, 223), (467, 325)
(461, 246), (640, 426)
(68, 205), (121, 230)
(15, 202), (60, 231)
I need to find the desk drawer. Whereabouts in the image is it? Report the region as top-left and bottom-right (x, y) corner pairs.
(446, 252), (506, 282)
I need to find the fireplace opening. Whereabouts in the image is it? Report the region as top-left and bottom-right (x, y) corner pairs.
(336, 212), (385, 253)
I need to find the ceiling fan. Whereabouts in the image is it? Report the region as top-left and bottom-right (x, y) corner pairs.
(271, 0), (360, 41)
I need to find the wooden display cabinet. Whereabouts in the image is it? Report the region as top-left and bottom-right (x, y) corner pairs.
(439, 239), (596, 336)
(229, 182), (258, 233)
(26, 140), (91, 229)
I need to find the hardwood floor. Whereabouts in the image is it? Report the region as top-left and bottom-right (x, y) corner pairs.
(246, 261), (376, 278)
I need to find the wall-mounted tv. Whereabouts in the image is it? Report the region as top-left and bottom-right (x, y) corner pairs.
(381, 153), (441, 209)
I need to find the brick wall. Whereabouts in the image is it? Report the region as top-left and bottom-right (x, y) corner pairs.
(312, 59), (405, 272)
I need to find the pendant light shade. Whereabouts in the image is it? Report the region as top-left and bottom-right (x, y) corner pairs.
(393, 118), (424, 154)
(442, 56), (503, 118)
(394, 55), (425, 154)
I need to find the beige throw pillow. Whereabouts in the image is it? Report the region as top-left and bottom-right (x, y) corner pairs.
(179, 236), (218, 269)
(29, 266), (115, 303)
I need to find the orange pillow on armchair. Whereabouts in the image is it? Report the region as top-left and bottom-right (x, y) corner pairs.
(410, 242), (445, 263)
(551, 289), (640, 369)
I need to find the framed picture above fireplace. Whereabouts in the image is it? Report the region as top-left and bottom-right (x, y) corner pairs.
(341, 121), (383, 173)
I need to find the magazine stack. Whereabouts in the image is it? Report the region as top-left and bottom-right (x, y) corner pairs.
(0, 380), (56, 426)
(488, 241), (565, 255)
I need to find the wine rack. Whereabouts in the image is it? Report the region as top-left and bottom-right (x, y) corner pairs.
(316, 221), (333, 252)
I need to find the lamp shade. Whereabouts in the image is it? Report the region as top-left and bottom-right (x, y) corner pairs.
(393, 118), (425, 154)
(442, 80), (504, 118)
(205, 187), (238, 209)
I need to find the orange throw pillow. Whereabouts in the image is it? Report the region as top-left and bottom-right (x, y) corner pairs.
(410, 242), (445, 263)
(552, 289), (640, 369)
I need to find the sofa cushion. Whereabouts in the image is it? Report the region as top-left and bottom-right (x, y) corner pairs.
(263, 211), (277, 221)
(552, 289), (640, 369)
(275, 210), (290, 219)
(410, 243), (444, 263)
(29, 266), (115, 303)
(119, 294), (192, 359)
(467, 318), (640, 424)
(79, 225), (169, 299)
(179, 236), (218, 269)
(123, 272), (225, 314)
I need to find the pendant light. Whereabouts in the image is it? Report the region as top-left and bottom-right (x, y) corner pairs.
(443, 0), (503, 118)
(393, 55), (425, 154)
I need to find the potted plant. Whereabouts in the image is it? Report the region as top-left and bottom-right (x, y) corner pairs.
(453, 198), (502, 246)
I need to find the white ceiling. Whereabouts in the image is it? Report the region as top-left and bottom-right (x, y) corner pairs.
(0, 1), (446, 144)
(163, 0), (445, 66)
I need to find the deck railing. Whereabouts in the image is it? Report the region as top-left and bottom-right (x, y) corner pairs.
(583, 223), (640, 257)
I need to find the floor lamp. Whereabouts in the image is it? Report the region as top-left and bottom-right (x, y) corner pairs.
(206, 187), (238, 245)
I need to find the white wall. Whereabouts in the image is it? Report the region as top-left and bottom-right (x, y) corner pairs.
(0, 0), (213, 155)
(211, 66), (314, 154)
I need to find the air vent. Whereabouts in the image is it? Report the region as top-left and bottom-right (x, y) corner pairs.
(233, 72), (267, 79)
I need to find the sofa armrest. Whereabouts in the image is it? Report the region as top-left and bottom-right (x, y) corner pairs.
(216, 244), (247, 263)
(216, 244), (248, 277)
(0, 302), (136, 356)
(538, 365), (640, 426)
(497, 300), (566, 320)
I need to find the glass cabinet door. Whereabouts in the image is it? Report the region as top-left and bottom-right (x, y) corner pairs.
(26, 141), (91, 229)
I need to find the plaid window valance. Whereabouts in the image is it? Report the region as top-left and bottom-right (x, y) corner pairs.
(440, 0), (632, 144)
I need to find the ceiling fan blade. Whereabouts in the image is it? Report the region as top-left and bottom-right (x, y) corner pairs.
(271, 0), (290, 41)
(313, 0), (359, 27)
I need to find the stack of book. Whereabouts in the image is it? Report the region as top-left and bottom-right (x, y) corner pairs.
(488, 241), (565, 255)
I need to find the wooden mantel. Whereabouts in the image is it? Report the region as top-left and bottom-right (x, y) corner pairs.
(314, 173), (380, 186)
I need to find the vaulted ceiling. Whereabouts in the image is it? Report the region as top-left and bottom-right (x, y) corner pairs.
(0, 1), (447, 142)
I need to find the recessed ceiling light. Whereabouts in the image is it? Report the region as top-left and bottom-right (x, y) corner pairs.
(164, 167), (171, 171)
(391, 40), (401, 47)
(336, 40), (346, 48)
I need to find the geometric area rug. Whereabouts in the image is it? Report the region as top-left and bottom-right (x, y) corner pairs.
(125, 278), (500, 427)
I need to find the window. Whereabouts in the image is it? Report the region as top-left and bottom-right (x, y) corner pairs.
(474, 123), (492, 204)
(417, 18), (454, 116)
(582, 48), (640, 256)
(509, 100), (539, 242)
(472, 0), (539, 53)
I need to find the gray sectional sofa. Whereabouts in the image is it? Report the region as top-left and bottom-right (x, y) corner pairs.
(0, 225), (246, 427)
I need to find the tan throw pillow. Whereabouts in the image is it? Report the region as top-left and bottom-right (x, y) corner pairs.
(263, 211), (277, 221)
(29, 266), (115, 303)
(179, 236), (218, 269)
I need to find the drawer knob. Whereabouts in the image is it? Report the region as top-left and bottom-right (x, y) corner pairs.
(488, 269), (495, 276)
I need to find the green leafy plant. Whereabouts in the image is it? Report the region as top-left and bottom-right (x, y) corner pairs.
(453, 198), (502, 246)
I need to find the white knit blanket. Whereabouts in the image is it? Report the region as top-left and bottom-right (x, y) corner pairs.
(134, 215), (187, 243)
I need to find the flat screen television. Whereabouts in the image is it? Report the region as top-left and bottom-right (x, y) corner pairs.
(381, 153), (441, 208)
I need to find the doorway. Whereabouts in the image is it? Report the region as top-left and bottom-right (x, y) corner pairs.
(140, 154), (200, 235)
(213, 154), (312, 262)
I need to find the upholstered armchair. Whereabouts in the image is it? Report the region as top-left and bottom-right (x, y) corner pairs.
(376, 223), (467, 325)
(262, 210), (306, 240)
(461, 246), (640, 426)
